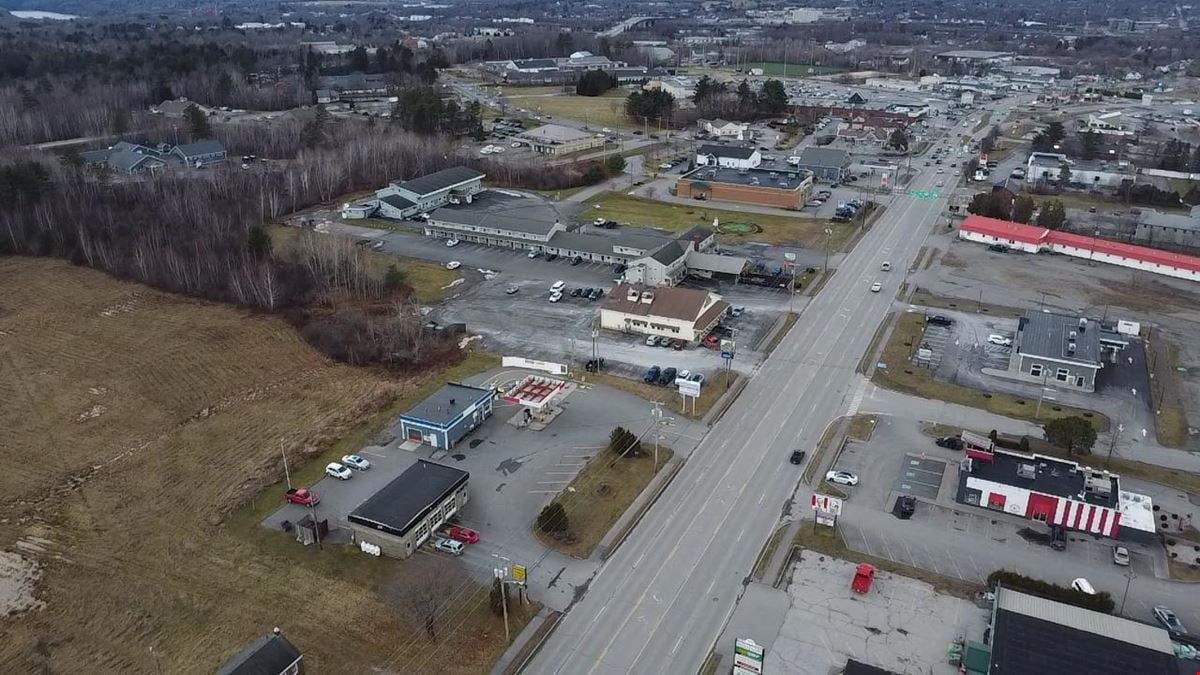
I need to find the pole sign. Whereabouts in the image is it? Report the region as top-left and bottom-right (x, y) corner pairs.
(512, 564), (527, 583)
(733, 638), (764, 675)
(811, 493), (843, 527)
(677, 379), (701, 398)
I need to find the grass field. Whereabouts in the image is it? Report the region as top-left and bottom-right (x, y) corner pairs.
(736, 62), (847, 77)
(535, 446), (673, 558)
(872, 311), (1109, 430)
(590, 370), (739, 420)
(0, 258), (517, 674)
(582, 192), (856, 249)
(501, 89), (630, 129)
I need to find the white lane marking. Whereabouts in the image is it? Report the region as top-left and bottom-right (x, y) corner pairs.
(671, 635), (684, 655)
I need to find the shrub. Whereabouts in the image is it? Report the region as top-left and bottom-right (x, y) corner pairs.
(537, 502), (568, 533)
(987, 569), (1115, 613)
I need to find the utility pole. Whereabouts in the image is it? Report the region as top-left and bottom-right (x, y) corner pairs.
(823, 227), (833, 271)
(1119, 565), (1134, 615)
(651, 402), (663, 472)
(281, 440), (292, 489)
(494, 567), (510, 644)
(1106, 423), (1125, 467)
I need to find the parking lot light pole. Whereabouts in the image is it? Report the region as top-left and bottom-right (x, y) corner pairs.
(1119, 565), (1134, 615)
(280, 440), (292, 490)
(823, 228), (833, 272)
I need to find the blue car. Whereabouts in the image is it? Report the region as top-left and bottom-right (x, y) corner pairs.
(643, 366), (661, 383)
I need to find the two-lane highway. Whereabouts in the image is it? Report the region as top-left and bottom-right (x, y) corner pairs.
(525, 117), (989, 675)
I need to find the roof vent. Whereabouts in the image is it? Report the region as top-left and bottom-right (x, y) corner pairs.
(1016, 463), (1037, 480)
(627, 289), (641, 302)
(641, 291), (654, 304)
(1068, 341), (1076, 353)
(1078, 317), (1087, 331)
(1069, 330), (1077, 339)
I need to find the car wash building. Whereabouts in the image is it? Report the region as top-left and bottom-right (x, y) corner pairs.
(348, 460), (470, 559)
(398, 383), (494, 449)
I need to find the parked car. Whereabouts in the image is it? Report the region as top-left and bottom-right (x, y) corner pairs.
(325, 462), (352, 480)
(936, 436), (964, 450)
(446, 239), (460, 247)
(434, 538), (465, 556)
(341, 454), (371, 471)
(987, 334), (1013, 347)
(825, 470), (859, 486)
(505, 285), (520, 295)
(527, 249), (541, 259)
(646, 334), (659, 346)
(926, 315), (953, 327)
(1050, 524), (1067, 550)
(1153, 605), (1187, 635)
(570, 287), (583, 298)
(284, 487), (319, 506)
(789, 450), (807, 465)
(1112, 546), (1130, 566)
(659, 367), (678, 385)
(571, 256), (584, 266)
(1071, 578), (1097, 595)
(670, 339), (685, 350)
(583, 287), (595, 298)
(548, 291), (563, 303)
(545, 253), (558, 262)
(728, 306), (746, 318)
(643, 366), (661, 383)
(703, 334), (721, 349)
(987, 243), (1009, 253)
(588, 288), (603, 301)
(550, 280), (566, 292)
(446, 261), (462, 270)
(445, 526), (480, 544)
(896, 495), (917, 519)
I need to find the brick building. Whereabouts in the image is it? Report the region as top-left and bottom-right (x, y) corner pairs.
(674, 165), (813, 210)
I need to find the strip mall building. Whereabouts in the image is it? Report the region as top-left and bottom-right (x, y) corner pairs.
(958, 215), (1200, 282)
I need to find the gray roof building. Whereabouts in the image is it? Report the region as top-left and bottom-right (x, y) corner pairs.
(380, 194), (416, 211)
(217, 630), (302, 675)
(401, 383), (494, 427)
(394, 167), (486, 198)
(797, 147), (851, 170)
(1016, 311), (1102, 366)
(697, 144), (757, 160)
(429, 190), (570, 237)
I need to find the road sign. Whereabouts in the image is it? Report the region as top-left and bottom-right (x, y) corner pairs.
(721, 351), (733, 360)
(733, 638), (764, 675)
(811, 493), (843, 516)
(909, 190), (940, 201)
(720, 339), (736, 354)
(677, 379), (701, 398)
(512, 564), (526, 583)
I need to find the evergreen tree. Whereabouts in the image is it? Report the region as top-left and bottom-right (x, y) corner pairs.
(184, 103), (211, 139)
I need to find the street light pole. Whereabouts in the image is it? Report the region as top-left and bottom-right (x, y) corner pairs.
(280, 440), (292, 490)
(1119, 566), (1134, 615)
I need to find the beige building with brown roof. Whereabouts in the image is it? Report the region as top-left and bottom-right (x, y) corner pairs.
(599, 283), (729, 343)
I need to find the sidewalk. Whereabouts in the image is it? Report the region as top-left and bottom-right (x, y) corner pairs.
(488, 606), (560, 675)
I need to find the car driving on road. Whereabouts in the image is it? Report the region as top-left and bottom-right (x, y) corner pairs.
(870, 282), (883, 293)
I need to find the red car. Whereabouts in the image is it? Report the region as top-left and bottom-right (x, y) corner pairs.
(703, 334), (721, 350)
(285, 487), (320, 506)
(445, 526), (480, 544)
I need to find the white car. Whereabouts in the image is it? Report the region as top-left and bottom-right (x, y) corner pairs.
(445, 239), (460, 247)
(601, 127), (612, 133)
(677, 369), (691, 381)
(1112, 546), (1130, 566)
(825, 470), (859, 486)
(446, 261), (462, 270)
(341, 454), (371, 471)
(550, 280), (566, 293)
(325, 462), (352, 480)
(527, 249), (541, 258)
(987, 334), (1012, 347)
(870, 282), (883, 293)
(645, 334), (658, 346)
(511, 141), (522, 148)
(660, 162), (673, 170)
(433, 537), (464, 556)
(549, 291), (563, 303)
(937, 168), (945, 174)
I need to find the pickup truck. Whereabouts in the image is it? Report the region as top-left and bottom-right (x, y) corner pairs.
(285, 487), (320, 506)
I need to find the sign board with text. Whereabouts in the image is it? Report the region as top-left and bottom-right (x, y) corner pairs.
(733, 638), (764, 675)
(677, 379), (701, 398)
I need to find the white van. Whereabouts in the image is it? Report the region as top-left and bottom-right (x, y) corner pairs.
(1071, 578), (1097, 595)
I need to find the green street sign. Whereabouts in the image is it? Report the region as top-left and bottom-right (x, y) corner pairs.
(909, 190), (940, 201)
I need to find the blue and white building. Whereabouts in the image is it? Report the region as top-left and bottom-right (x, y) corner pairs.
(399, 382), (494, 449)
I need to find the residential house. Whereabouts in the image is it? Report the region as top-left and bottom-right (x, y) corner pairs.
(171, 140), (227, 167)
(695, 144), (761, 170)
(791, 147), (850, 182)
(217, 629), (302, 675)
(150, 98), (210, 118)
(600, 283), (729, 342)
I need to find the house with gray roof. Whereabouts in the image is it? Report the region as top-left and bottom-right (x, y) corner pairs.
(150, 98), (211, 118)
(1134, 206), (1200, 249)
(1008, 310), (1104, 392)
(793, 147), (851, 182)
(172, 139), (227, 167)
(80, 139), (226, 175)
(374, 167), (486, 220)
(217, 629), (302, 675)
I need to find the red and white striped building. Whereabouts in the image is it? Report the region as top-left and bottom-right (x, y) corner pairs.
(958, 215), (1200, 283)
(954, 432), (1156, 542)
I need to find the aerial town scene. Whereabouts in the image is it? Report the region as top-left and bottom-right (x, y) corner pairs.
(3, 0), (1200, 673)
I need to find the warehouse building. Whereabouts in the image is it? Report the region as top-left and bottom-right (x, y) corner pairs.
(1134, 206), (1200, 249)
(675, 165), (813, 210)
(600, 283), (729, 342)
(344, 167), (486, 220)
(959, 215), (1200, 282)
(348, 460), (470, 559)
(517, 124), (607, 156)
(955, 436), (1156, 542)
(1010, 311), (1105, 392)
(985, 587), (1177, 674)
(398, 382), (494, 449)
(791, 147), (851, 183)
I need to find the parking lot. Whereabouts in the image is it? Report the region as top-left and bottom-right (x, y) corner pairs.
(910, 310), (1017, 381)
(262, 369), (706, 611)
(768, 552), (986, 674)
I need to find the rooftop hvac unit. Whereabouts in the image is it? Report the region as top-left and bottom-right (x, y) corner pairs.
(1069, 330), (1077, 339)
(641, 291), (654, 304)
(627, 289), (641, 302)
(1068, 341), (1076, 353)
(1016, 463), (1037, 480)
(1078, 317), (1088, 331)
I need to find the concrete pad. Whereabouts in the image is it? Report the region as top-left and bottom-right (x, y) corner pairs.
(768, 552), (987, 674)
(715, 582), (791, 670)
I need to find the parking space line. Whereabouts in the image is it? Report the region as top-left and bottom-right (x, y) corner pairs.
(922, 545), (941, 574)
(877, 532), (897, 562)
(360, 450), (388, 458)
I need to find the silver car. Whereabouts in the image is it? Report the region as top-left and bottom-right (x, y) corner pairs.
(341, 454), (371, 471)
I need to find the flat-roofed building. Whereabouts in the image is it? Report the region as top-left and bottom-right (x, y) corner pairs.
(348, 460), (470, 558)
(516, 124), (607, 156)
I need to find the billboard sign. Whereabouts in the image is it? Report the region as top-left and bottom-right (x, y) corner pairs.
(733, 638), (764, 675)
(501, 356), (568, 375)
(677, 379), (701, 398)
(811, 493), (843, 516)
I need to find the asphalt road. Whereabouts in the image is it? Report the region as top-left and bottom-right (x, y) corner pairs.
(525, 117), (990, 674)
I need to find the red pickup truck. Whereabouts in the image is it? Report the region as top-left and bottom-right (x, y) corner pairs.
(285, 488), (320, 506)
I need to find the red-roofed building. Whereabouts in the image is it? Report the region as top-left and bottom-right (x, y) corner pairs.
(958, 215), (1200, 282)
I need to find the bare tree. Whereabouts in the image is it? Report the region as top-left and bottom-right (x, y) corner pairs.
(385, 554), (471, 642)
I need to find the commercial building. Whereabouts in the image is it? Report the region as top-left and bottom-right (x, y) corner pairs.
(1086, 111), (1136, 137)
(958, 215), (1200, 282)
(699, 119), (751, 140)
(644, 75), (698, 101)
(80, 139), (227, 175)
(348, 460), (470, 559)
(1134, 206), (1200, 249)
(792, 147), (850, 182)
(516, 124), (607, 156)
(985, 587), (1177, 674)
(674, 164), (813, 210)
(696, 144), (761, 170)
(217, 629), (303, 675)
(600, 283), (729, 342)
(933, 50), (1015, 67)
(398, 382), (494, 449)
(793, 103), (928, 126)
(423, 189), (570, 246)
(1009, 311), (1104, 392)
(1026, 152), (1133, 188)
(955, 435), (1156, 542)
(365, 167), (486, 220)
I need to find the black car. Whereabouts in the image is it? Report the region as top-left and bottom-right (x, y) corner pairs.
(926, 314), (953, 327)
(571, 256), (584, 266)
(658, 367), (677, 385)
(570, 288), (582, 298)
(588, 288), (603, 301)
(1050, 525), (1067, 551)
(789, 450), (807, 465)
(546, 253), (558, 261)
(896, 495), (917, 519)
(935, 436), (964, 450)
(987, 243), (1009, 253)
